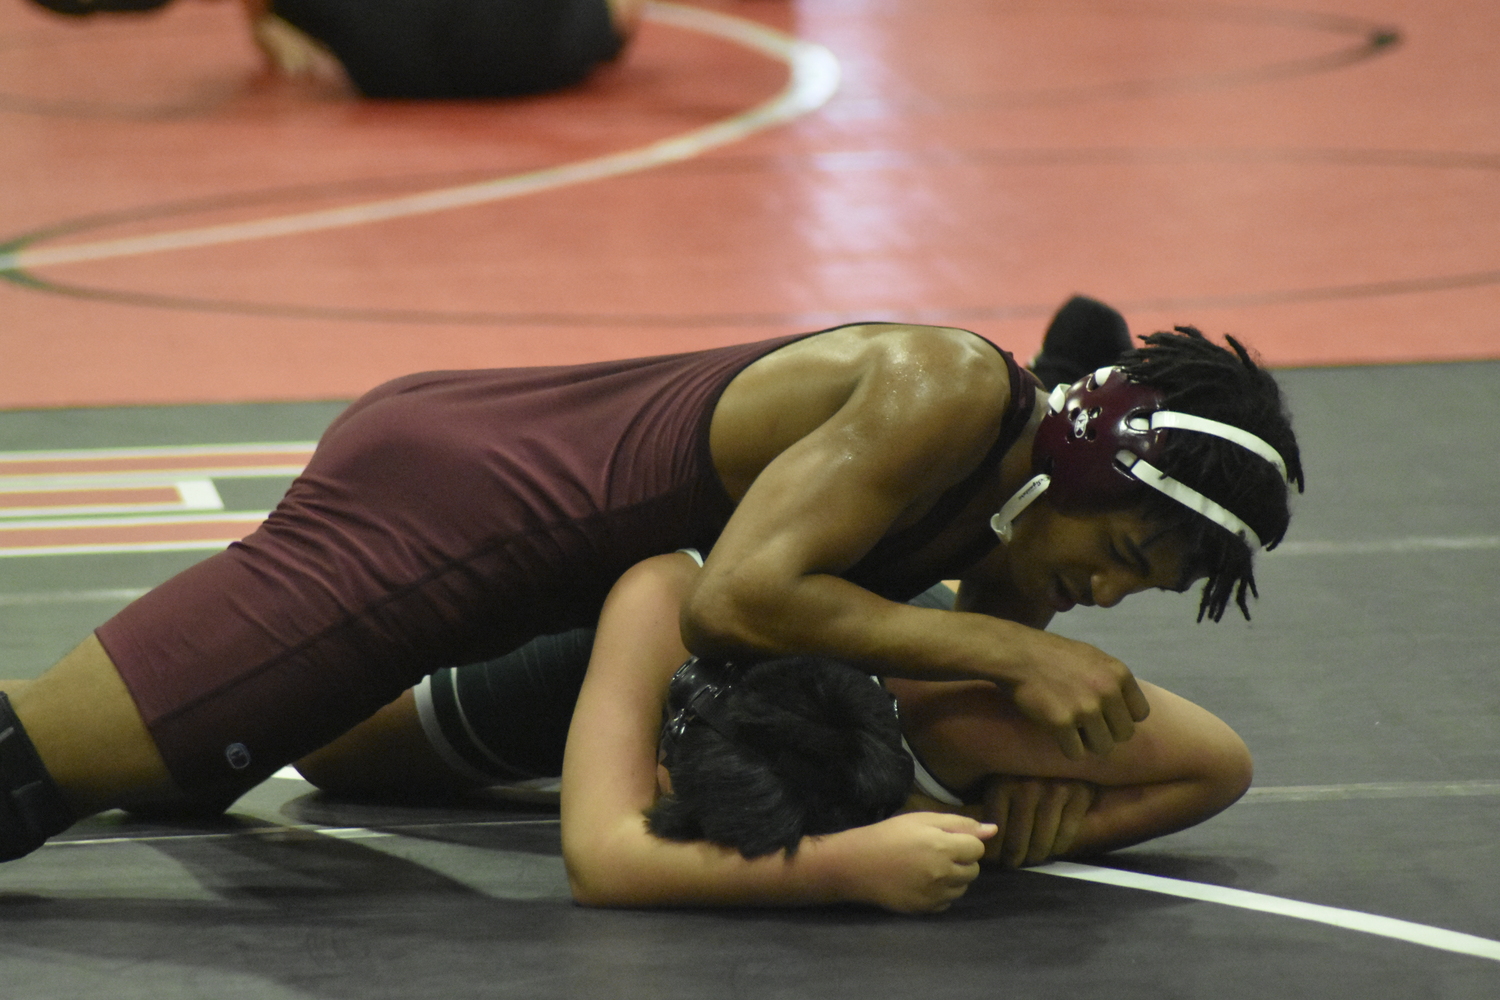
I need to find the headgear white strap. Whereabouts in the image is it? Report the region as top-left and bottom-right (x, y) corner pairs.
(1130, 411), (1289, 482)
(1118, 452), (1263, 550)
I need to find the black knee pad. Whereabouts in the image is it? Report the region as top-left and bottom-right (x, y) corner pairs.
(0, 692), (75, 861)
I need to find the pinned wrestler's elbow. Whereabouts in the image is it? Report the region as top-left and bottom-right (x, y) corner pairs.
(1226, 736), (1255, 804)
(561, 830), (607, 906)
(1201, 727), (1255, 816)
(565, 864), (616, 908)
(563, 837), (646, 908)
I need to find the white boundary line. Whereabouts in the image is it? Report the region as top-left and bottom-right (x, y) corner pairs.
(1244, 779), (1500, 802)
(1036, 862), (1500, 963)
(1275, 536), (1500, 556)
(0, 510), (271, 557)
(0, 479), (225, 519)
(0, 3), (840, 273)
(50, 818), (560, 848)
(41, 806), (1500, 963)
(4, 9), (1492, 963)
(0, 442), (318, 461)
(0, 587), (150, 606)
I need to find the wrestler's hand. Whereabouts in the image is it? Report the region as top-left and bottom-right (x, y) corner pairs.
(829, 812), (995, 913)
(980, 777), (1096, 868)
(1006, 632), (1150, 760)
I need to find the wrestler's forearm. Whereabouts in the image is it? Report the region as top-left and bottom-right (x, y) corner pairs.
(913, 769), (1250, 869)
(563, 816), (850, 909)
(682, 569), (1090, 685)
(564, 811), (989, 913)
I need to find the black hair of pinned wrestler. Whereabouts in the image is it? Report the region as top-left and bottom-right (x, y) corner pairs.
(649, 655), (914, 859)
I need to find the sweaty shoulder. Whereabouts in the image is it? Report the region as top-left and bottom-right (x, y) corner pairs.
(710, 324), (1014, 501)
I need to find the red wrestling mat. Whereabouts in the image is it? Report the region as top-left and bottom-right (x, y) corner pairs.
(2, 0), (1497, 409)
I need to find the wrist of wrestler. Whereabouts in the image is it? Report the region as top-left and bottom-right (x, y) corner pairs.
(793, 825), (890, 908)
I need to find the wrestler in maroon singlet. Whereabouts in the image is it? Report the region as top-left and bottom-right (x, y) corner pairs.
(96, 330), (1036, 803)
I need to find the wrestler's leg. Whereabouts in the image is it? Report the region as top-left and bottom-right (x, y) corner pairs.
(297, 628), (595, 798)
(294, 690), (478, 798)
(8, 635), (183, 819)
(301, 590), (961, 800)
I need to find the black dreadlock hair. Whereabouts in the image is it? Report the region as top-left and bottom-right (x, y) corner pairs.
(1117, 326), (1305, 621)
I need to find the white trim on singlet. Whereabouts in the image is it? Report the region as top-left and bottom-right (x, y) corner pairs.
(902, 734), (965, 807)
(866, 675), (965, 807)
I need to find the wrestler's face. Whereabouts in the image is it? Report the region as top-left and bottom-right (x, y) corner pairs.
(1007, 503), (1195, 615)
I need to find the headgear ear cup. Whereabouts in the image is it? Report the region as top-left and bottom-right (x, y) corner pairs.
(1032, 367), (1167, 510)
(991, 367), (1289, 549)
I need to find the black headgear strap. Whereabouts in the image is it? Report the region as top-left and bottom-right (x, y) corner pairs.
(661, 656), (903, 758)
(0, 691), (75, 861)
(661, 657), (739, 758)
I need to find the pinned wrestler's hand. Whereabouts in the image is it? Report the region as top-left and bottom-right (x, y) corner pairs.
(1006, 632), (1150, 760)
(828, 813), (996, 914)
(980, 776), (1096, 868)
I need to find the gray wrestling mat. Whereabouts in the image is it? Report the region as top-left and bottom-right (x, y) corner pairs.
(1, 361), (1497, 999)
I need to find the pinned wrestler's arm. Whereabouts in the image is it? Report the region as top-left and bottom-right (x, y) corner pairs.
(889, 674), (1252, 868)
(682, 324), (1147, 759)
(560, 553), (993, 913)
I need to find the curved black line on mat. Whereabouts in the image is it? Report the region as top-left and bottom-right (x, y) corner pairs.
(6, 266), (1499, 334)
(2, 144), (1493, 331)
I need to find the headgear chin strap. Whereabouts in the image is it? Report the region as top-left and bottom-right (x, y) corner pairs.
(660, 656), (903, 760)
(990, 366), (1290, 550)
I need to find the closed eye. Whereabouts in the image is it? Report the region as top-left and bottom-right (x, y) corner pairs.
(1115, 536), (1153, 578)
